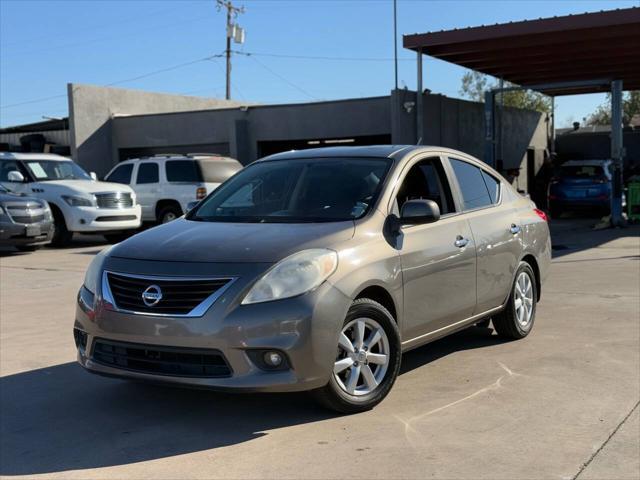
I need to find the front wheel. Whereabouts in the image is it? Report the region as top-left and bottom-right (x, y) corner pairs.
(493, 262), (538, 339)
(312, 298), (401, 414)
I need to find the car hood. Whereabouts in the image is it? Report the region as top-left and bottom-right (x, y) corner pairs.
(34, 179), (133, 194)
(110, 218), (355, 263)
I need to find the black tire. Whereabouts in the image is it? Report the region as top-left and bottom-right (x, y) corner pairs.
(493, 262), (538, 340)
(51, 209), (73, 247)
(549, 203), (563, 219)
(157, 204), (182, 224)
(16, 245), (40, 252)
(311, 298), (401, 414)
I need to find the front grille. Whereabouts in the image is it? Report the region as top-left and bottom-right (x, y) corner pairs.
(5, 204), (46, 225)
(95, 192), (133, 209)
(92, 339), (231, 377)
(106, 272), (232, 315)
(10, 214), (45, 224)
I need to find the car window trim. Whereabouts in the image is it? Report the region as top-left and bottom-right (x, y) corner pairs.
(446, 156), (504, 214)
(136, 162), (160, 185)
(385, 153), (459, 218)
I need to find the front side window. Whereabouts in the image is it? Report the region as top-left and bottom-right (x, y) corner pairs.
(136, 163), (159, 184)
(450, 158), (493, 210)
(23, 160), (92, 181)
(395, 157), (454, 215)
(189, 158), (391, 223)
(106, 164), (133, 184)
(166, 160), (202, 183)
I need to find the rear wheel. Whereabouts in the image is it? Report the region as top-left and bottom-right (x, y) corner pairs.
(312, 298), (401, 414)
(157, 204), (182, 224)
(493, 262), (537, 339)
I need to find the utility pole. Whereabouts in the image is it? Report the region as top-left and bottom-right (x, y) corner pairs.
(217, 0), (245, 100)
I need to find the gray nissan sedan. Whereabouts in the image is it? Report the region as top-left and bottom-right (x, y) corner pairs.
(75, 146), (551, 413)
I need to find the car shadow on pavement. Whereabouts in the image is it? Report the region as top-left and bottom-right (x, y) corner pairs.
(0, 326), (504, 476)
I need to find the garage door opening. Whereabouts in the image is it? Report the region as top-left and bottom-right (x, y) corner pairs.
(258, 134), (392, 158)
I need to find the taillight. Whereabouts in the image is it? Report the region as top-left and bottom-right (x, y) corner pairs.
(196, 187), (207, 200)
(534, 208), (548, 222)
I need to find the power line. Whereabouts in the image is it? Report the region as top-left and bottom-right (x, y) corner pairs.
(246, 55), (317, 101)
(0, 53), (225, 110)
(233, 50), (414, 62)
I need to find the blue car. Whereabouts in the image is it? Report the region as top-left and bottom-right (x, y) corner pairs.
(548, 160), (612, 217)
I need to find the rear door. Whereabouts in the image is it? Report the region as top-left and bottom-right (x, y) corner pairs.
(393, 155), (477, 341)
(134, 162), (160, 221)
(448, 157), (522, 313)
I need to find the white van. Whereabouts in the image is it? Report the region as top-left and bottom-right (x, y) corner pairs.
(105, 154), (243, 223)
(0, 152), (141, 245)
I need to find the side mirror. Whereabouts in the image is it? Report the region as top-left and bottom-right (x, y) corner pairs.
(90, 172), (98, 181)
(7, 171), (25, 183)
(400, 199), (440, 225)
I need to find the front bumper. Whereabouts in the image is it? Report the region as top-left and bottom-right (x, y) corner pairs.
(0, 220), (54, 246)
(63, 205), (141, 232)
(74, 259), (351, 392)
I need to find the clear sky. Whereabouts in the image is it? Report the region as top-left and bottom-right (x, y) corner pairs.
(1, 0), (637, 128)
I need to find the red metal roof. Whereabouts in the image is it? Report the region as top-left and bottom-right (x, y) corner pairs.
(403, 8), (640, 96)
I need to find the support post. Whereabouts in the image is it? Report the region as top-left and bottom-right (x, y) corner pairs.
(610, 80), (625, 227)
(484, 90), (495, 168)
(416, 48), (423, 144)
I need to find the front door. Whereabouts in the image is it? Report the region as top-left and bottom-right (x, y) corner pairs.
(134, 162), (160, 221)
(393, 156), (477, 341)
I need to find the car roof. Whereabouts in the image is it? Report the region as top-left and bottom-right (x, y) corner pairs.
(562, 159), (611, 166)
(120, 154), (240, 163)
(0, 152), (71, 161)
(256, 145), (466, 162)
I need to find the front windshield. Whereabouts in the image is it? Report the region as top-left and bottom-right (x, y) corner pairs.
(189, 157), (392, 223)
(24, 160), (92, 181)
(0, 184), (8, 193)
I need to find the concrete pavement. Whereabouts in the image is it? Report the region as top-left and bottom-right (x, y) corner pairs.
(1, 220), (638, 479)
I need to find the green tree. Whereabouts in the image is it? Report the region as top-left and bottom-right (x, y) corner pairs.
(459, 70), (551, 113)
(585, 91), (640, 126)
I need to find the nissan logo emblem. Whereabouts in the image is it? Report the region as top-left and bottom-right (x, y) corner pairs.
(141, 285), (163, 307)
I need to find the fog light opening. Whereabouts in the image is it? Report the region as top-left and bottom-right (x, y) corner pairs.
(264, 351), (283, 368)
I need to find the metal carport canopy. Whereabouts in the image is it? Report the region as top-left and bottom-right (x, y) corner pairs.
(403, 7), (640, 96)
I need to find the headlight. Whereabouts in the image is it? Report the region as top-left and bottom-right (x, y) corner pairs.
(62, 194), (95, 207)
(42, 202), (53, 220)
(241, 249), (338, 305)
(83, 245), (113, 295)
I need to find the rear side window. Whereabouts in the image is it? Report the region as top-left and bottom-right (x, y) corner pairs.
(106, 164), (133, 184)
(166, 160), (202, 183)
(136, 163), (159, 184)
(450, 158), (492, 210)
(481, 171), (501, 204)
(198, 159), (243, 183)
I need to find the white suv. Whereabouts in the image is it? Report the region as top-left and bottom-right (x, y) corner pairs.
(0, 152), (141, 246)
(105, 154), (243, 223)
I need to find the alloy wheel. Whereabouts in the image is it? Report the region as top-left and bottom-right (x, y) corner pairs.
(514, 271), (534, 327)
(333, 317), (390, 396)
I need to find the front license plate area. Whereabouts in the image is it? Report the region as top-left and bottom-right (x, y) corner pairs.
(26, 225), (41, 237)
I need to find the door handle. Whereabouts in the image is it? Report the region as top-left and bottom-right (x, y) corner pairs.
(510, 224), (521, 235)
(454, 236), (469, 248)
